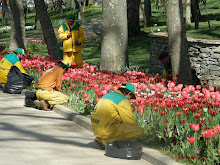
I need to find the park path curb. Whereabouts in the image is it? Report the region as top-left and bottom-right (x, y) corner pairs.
(21, 90), (183, 165)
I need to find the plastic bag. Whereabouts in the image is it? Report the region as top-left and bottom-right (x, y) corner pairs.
(105, 141), (142, 160)
(3, 66), (24, 94)
(22, 73), (34, 88)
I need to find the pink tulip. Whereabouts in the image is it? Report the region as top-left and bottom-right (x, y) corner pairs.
(214, 125), (220, 133)
(82, 93), (88, 98)
(101, 90), (108, 95)
(187, 137), (196, 144)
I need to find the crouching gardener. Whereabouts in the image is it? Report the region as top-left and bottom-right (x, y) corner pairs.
(25, 61), (69, 111)
(91, 83), (144, 150)
(0, 48), (26, 87)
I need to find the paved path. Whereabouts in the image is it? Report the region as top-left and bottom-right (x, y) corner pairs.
(0, 90), (152, 165)
(0, 17), (102, 44)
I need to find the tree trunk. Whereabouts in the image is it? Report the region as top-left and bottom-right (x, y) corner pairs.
(2, 0), (10, 24)
(185, 0), (191, 26)
(165, 0), (192, 85)
(72, 0), (76, 10)
(101, 0), (128, 71)
(9, 0), (26, 51)
(48, 0), (54, 10)
(202, 0), (211, 31)
(34, 12), (41, 29)
(34, 0), (61, 60)
(57, 0), (64, 14)
(144, 0), (152, 26)
(127, 0), (140, 37)
(191, 0), (199, 29)
(140, 0), (147, 31)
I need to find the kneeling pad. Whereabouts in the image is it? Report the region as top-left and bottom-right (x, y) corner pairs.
(105, 141), (142, 160)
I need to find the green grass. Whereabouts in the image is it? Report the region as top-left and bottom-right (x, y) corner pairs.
(142, 0), (220, 40)
(0, 0), (219, 68)
(82, 31), (151, 70)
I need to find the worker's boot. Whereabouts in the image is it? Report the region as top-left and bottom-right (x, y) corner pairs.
(33, 100), (43, 110)
(94, 138), (105, 150)
(40, 100), (51, 111)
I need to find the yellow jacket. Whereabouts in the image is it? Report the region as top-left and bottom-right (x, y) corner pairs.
(0, 53), (25, 84)
(58, 21), (85, 53)
(91, 90), (138, 139)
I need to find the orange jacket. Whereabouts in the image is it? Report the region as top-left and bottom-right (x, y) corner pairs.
(36, 66), (64, 91)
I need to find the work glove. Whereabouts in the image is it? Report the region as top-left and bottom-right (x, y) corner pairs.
(74, 40), (81, 45)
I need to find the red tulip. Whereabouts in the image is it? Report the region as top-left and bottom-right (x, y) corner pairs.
(209, 109), (216, 116)
(160, 111), (165, 116)
(195, 113), (201, 119)
(187, 137), (196, 144)
(85, 98), (90, 103)
(72, 84), (76, 89)
(180, 119), (186, 124)
(176, 112), (182, 117)
(163, 118), (168, 123)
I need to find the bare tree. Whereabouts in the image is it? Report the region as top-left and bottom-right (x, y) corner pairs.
(191, 0), (200, 29)
(34, 11), (41, 29)
(144, 0), (152, 26)
(165, 0), (192, 85)
(48, 0), (53, 10)
(185, 0), (191, 26)
(2, 0), (10, 24)
(72, 0), (76, 10)
(100, 0), (128, 71)
(34, 0), (61, 60)
(9, 0), (26, 51)
(127, 0), (140, 36)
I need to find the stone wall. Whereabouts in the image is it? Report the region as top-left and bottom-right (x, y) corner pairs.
(148, 32), (220, 86)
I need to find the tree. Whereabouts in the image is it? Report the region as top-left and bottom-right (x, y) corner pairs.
(2, 0), (10, 24)
(185, 0), (191, 26)
(9, 0), (26, 51)
(34, 0), (61, 60)
(144, 0), (152, 26)
(48, 0), (55, 10)
(191, 0), (200, 29)
(71, 0), (76, 10)
(100, 0), (128, 71)
(127, 0), (140, 36)
(34, 12), (41, 30)
(57, 0), (64, 14)
(165, 0), (192, 85)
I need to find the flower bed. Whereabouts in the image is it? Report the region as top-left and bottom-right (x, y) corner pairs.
(0, 52), (219, 165)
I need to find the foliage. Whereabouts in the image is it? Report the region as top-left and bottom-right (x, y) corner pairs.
(1, 47), (220, 164)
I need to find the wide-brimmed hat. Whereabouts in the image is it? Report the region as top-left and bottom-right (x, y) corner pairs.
(16, 48), (26, 56)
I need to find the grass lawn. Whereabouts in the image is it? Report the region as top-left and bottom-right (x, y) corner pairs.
(0, 1), (219, 70)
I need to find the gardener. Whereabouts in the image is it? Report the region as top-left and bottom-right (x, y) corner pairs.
(25, 61), (69, 111)
(0, 48), (26, 87)
(58, 14), (85, 69)
(159, 52), (201, 86)
(91, 83), (144, 150)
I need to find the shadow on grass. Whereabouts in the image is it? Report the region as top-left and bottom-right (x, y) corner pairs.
(128, 31), (151, 69)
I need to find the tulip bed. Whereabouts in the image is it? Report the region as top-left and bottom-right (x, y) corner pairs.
(0, 49), (219, 165)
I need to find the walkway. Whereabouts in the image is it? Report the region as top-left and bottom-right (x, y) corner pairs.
(0, 89), (152, 165)
(0, 17), (102, 44)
